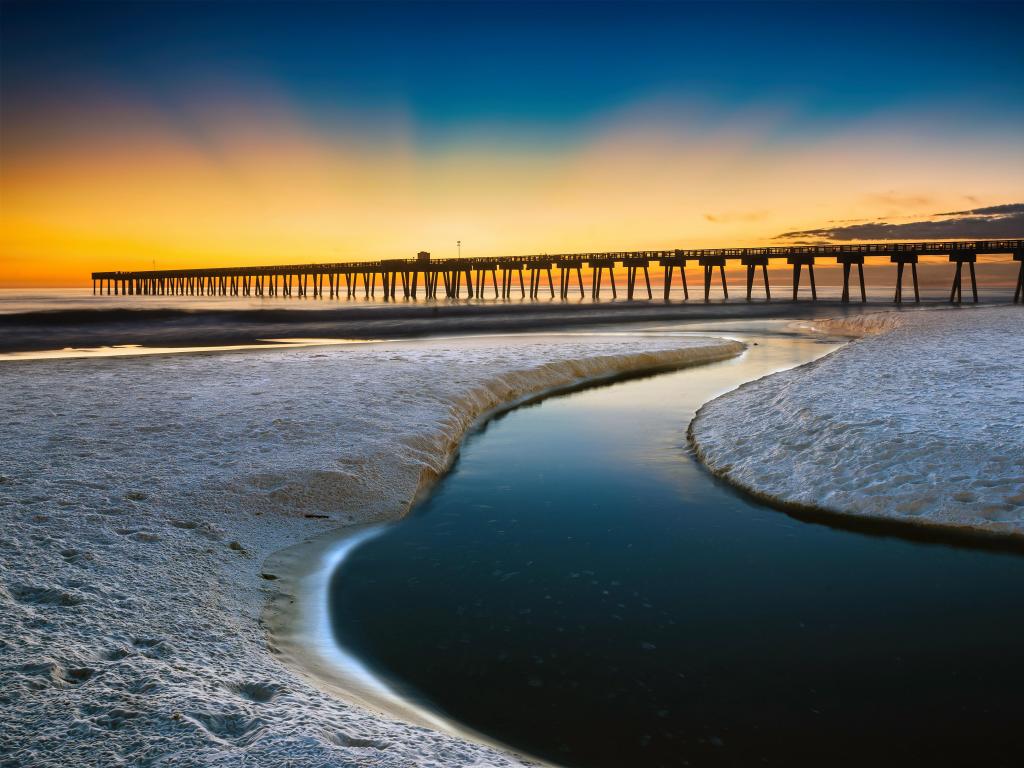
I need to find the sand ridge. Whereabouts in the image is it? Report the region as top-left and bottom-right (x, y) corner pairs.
(0, 333), (741, 766)
(690, 306), (1024, 539)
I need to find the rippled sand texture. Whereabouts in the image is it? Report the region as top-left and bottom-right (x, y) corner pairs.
(691, 306), (1024, 537)
(0, 334), (741, 766)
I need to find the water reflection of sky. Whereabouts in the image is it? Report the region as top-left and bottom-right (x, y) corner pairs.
(326, 329), (1024, 768)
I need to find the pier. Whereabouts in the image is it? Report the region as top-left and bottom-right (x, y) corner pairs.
(92, 239), (1024, 304)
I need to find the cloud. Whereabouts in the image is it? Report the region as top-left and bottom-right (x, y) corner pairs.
(785, 239), (836, 246)
(6, 80), (1024, 284)
(776, 202), (1024, 241)
(935, 203), (1024, 216)
(704, 210), (769, 224)
(864, 192), (933, 209)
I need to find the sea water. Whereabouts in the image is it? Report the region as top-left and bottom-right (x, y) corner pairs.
(327, 327), (1024, 767)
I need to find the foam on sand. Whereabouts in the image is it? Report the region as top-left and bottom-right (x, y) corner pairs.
(690, 306), (1024, 540)
(0, 333), (741, 766)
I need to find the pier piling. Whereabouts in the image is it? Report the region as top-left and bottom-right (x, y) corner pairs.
(699, 257), (728, 302)
(91, 240), (1022, 307)
(741, 256), (770, 301)
(1014, 252), (1023, 304)
(787, 256), (816, 301)
(891, 254), (920, 304)
(949, 253), (979, 304)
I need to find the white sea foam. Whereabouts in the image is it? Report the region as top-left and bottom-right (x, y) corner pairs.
(0, 333), (741, 766)
(690, 306), (1024, 539)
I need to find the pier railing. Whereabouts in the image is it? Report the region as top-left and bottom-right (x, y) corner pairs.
(91, 239), (1024, 304)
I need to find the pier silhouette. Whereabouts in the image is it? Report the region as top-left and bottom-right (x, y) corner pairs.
(92, 239), (1024, 304)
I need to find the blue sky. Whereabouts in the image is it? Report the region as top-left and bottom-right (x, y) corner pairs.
(2, 2), (1022, 283)
(5, 1), (1023, 140)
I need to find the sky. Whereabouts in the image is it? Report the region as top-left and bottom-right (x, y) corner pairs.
(1, 1), (1022, 286)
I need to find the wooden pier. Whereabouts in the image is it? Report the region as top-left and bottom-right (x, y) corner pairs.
(92, 239), (1024, 304)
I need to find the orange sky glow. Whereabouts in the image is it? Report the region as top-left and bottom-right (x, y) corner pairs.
(2, 93), (1022, 287)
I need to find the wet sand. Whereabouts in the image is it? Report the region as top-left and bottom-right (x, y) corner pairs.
(0, 331), (739, 767)
(0, 298), (917, 354)
(691, 304), (1024, 539)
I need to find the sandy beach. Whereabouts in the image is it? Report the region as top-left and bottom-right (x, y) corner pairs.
(0, 297), (865, 355)
(5, 2), (1022, 763)
(690, 306), (1024, 540)
(0, 333), (741, 766)
(3, 305), (1023, 766)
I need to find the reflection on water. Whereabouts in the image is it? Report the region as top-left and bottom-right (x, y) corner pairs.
(0, 287), (405, 314)
(328, 329), (1024, 767)
(0, 338), (382, 361)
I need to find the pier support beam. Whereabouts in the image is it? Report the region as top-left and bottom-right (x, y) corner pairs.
(623, 260), (652, 300)
(891, 254), (920, 304)
(949, 253), (978, 304)
(589, 261), (617, 299)
(1014, 252), (1023, 304)
(699, 257), (728, 301)
(837, 255), (866, 302)
(787, 256), (816, 301)
(528, 265), (554, 298)
(659, 255), (688, 301)
(557, 265), (585, 299)
(741, 256), (770, 301)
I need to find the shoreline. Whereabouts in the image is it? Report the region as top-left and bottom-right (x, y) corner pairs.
(689, 305), (1024, 542)
(261, 343), (747, 763)
(286, 320), (1024, 768)
(0, 332), (742, 767)
(4, 307), (1019, 766)
(0, 297), (950, 354)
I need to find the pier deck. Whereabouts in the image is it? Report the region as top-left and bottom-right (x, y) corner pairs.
(92, 239), (1024, 304)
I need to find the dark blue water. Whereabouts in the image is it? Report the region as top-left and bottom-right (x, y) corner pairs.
(328, 332), (1024, 767)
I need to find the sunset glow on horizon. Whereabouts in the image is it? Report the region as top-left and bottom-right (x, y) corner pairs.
(2, 1), (1022, 287)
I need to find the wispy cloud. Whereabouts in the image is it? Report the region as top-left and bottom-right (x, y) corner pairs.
(4, 82), (1024, 284)
(704, 210), (770, 224)
(776, 202), (1024, 241)
(935, 203), (1024, 216)
(864, 191), (933, 209)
